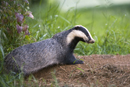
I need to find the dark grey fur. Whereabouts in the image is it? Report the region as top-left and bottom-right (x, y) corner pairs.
(4, 25), (95, 75)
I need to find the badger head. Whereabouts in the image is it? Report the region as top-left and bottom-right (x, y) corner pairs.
(67, 25), (95, 45)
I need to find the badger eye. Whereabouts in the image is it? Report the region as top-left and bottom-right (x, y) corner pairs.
(87, 35), (91, 40)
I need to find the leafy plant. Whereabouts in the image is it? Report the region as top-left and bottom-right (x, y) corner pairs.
(0, 0), (34, 54)
(0, 0), (34, 86)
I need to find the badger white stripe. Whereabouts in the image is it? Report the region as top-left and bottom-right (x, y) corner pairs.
(76, 25), (94, 40)
(67, 25), (95, 44)
(83, 26), (94, 40)
(67, 30), (88, 44)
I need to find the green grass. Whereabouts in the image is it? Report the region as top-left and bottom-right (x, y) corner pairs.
(28, 2), (130, 55)
(0, 1), (130, 86)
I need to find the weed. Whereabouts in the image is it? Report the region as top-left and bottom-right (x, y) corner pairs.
(51, 70), (59, 87)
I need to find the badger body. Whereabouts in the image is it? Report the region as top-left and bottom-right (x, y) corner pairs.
(4, 25), (95, 75)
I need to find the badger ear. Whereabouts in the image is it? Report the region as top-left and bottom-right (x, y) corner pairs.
(74, 25), (81, 30)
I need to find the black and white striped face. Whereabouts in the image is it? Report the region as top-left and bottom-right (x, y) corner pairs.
(67, 25), (95, 44)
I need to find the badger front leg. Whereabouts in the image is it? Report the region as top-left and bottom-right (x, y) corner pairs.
(65, 54), (84, 64)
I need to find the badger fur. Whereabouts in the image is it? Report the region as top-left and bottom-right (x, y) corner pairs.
(4, 25), (95, 75)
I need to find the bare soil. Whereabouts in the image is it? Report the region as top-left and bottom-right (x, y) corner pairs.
(26, 54), (130, 87)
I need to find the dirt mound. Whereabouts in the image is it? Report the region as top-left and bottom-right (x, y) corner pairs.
(26, 54), (130, 87)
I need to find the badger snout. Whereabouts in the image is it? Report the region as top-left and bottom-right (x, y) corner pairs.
(88, 39), (95, 43)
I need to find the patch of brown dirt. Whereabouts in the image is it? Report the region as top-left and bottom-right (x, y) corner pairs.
(26, 54), (130, 87)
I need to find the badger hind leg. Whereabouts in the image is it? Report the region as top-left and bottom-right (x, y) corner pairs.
(65, 54), (84, 64)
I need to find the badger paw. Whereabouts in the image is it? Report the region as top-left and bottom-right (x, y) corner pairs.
(73, 59), (84, 64)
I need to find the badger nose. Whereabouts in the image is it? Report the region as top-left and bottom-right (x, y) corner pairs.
(89, 39), (95, 43)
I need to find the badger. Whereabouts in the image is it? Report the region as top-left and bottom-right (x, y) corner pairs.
(4, 25), (95, 76)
